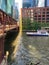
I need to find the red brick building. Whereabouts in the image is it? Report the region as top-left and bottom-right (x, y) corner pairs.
(22, 7), (49, 23)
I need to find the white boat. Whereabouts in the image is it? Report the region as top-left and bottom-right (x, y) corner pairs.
(26, 30), (49, 36)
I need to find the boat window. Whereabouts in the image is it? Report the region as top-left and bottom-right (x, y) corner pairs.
(41, 32), (46, 34)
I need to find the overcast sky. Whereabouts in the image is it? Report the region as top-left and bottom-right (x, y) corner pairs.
(15, 0), (22, 8)
(15, 0), (22, 15)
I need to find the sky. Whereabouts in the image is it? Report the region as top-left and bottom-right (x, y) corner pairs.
(15, 0), (22, 15)
(15, 0), (22, 8)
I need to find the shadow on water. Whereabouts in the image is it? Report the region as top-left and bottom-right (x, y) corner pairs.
(4, 29), (19, 62)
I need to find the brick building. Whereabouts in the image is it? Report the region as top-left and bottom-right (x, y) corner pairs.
(22, 7), (49, 23)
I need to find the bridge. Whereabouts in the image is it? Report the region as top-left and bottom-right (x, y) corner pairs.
(0, 9), (19, 63)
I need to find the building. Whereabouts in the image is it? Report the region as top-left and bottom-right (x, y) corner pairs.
(13, 3), (19, 20)
(38, 0), (46, 7)
(13, 7), (19, 20)
(6, 0), (15, 16)
(0, 0), (6, 12)
(0, 0), (15, 17)
(22, 0), (38, 8)
(22, 0), (31, 8)
(31, 0), (38, 7)
(22, 0), (49, 8)
(22, 7), (49, 23)
(46, 0), (49, 6)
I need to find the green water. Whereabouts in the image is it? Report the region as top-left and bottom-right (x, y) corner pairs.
(22, 32), (49, 65)
(4, 32), (49, 65)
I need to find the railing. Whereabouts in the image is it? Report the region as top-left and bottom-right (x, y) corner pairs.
(0, 9), (18, 37)
(0, 9), (17, 25)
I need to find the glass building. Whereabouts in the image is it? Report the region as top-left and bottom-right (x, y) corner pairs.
(0, 0), (6, 12)
(47, 0), (49, 6)
(31, 0), (38, 7)
(0, 0), (15, 16)
(22, 0), (31, 8)
(6, 0), (15, 16)
(23, 0), (38, 8)
(23, 0), (49, 8)
(38, 0), (45, 7)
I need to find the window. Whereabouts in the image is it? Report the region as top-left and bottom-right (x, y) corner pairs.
(46, 12), (49, 14)
(42, 15), (45, 17)
(47, 8), (49, 11)
(38, 18), (41, 20)
(46, 18), (49, 20)
(46, 15), (49, 17)
(42, 12), (45, 14)
(42, 18), (45, 20)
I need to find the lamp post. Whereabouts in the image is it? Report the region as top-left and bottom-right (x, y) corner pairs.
(5, 51), (9, 65)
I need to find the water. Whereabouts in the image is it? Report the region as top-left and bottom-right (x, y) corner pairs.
(22, 32), (49, 65)
(4, 32), (49, 65)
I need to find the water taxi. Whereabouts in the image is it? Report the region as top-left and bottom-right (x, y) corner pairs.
(26, 30), (49, 36)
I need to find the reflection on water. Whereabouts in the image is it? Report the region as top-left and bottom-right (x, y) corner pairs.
(4, 32), (49, 65)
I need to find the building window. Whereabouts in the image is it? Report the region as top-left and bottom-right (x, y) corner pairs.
(46, 12), (49, 14)
(42, 9), (45, 11)
(38, 15), (41, 17)
(47, 8), (49, 11)
(46, 18), (49, 20)
(42, 15), (45, 17)
(34, 18), (37, 20)
(46, 15), (49, 17)
(38, 18), (41, 20)
(42, 12), (45, 14)
(42, 18), (45, 20)
(34, 15), (37, 17)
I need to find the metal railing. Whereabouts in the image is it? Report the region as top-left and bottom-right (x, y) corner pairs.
(0, 9), (18, 37)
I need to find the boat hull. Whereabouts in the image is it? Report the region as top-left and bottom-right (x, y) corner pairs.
(26, 32), (49, 36)
(26, 34), (49, 36)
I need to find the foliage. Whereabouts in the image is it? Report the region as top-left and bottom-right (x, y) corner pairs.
(22, 18), (49, 31)
(32, 21), (41, 31)
(22, 18), (32, 30)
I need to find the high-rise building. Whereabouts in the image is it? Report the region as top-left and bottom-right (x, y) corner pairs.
(38, 0), (46, 7)
(22, 0), (38, 8)
(0, 0), (15, 16)
(0, 0), (6, 12)
(23, 0), (49, 8)
(6, 0), (15, 16)
(31, 0), (38, 7)
(46, 0), (49, 6)
(37, 0), (49, 7)
(13, 3), (19, 20)
(23, 0), (31, 8)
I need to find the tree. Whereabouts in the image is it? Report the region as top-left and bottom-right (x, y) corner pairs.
(22, 18), (32, 30)
(32, 21), (41, 31)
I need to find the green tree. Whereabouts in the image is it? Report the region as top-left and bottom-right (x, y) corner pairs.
(22, 18), (32, 30)
(32, 21), (41, 31)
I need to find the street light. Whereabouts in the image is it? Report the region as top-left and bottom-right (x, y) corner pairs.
(6, 51), (9, 56)
(5, 51), (9, 65)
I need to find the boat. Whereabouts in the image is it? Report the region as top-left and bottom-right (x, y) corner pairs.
(26, 30), (49, 36)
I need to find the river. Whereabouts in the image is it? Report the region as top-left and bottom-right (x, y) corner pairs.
(5, 32), (49, 65)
